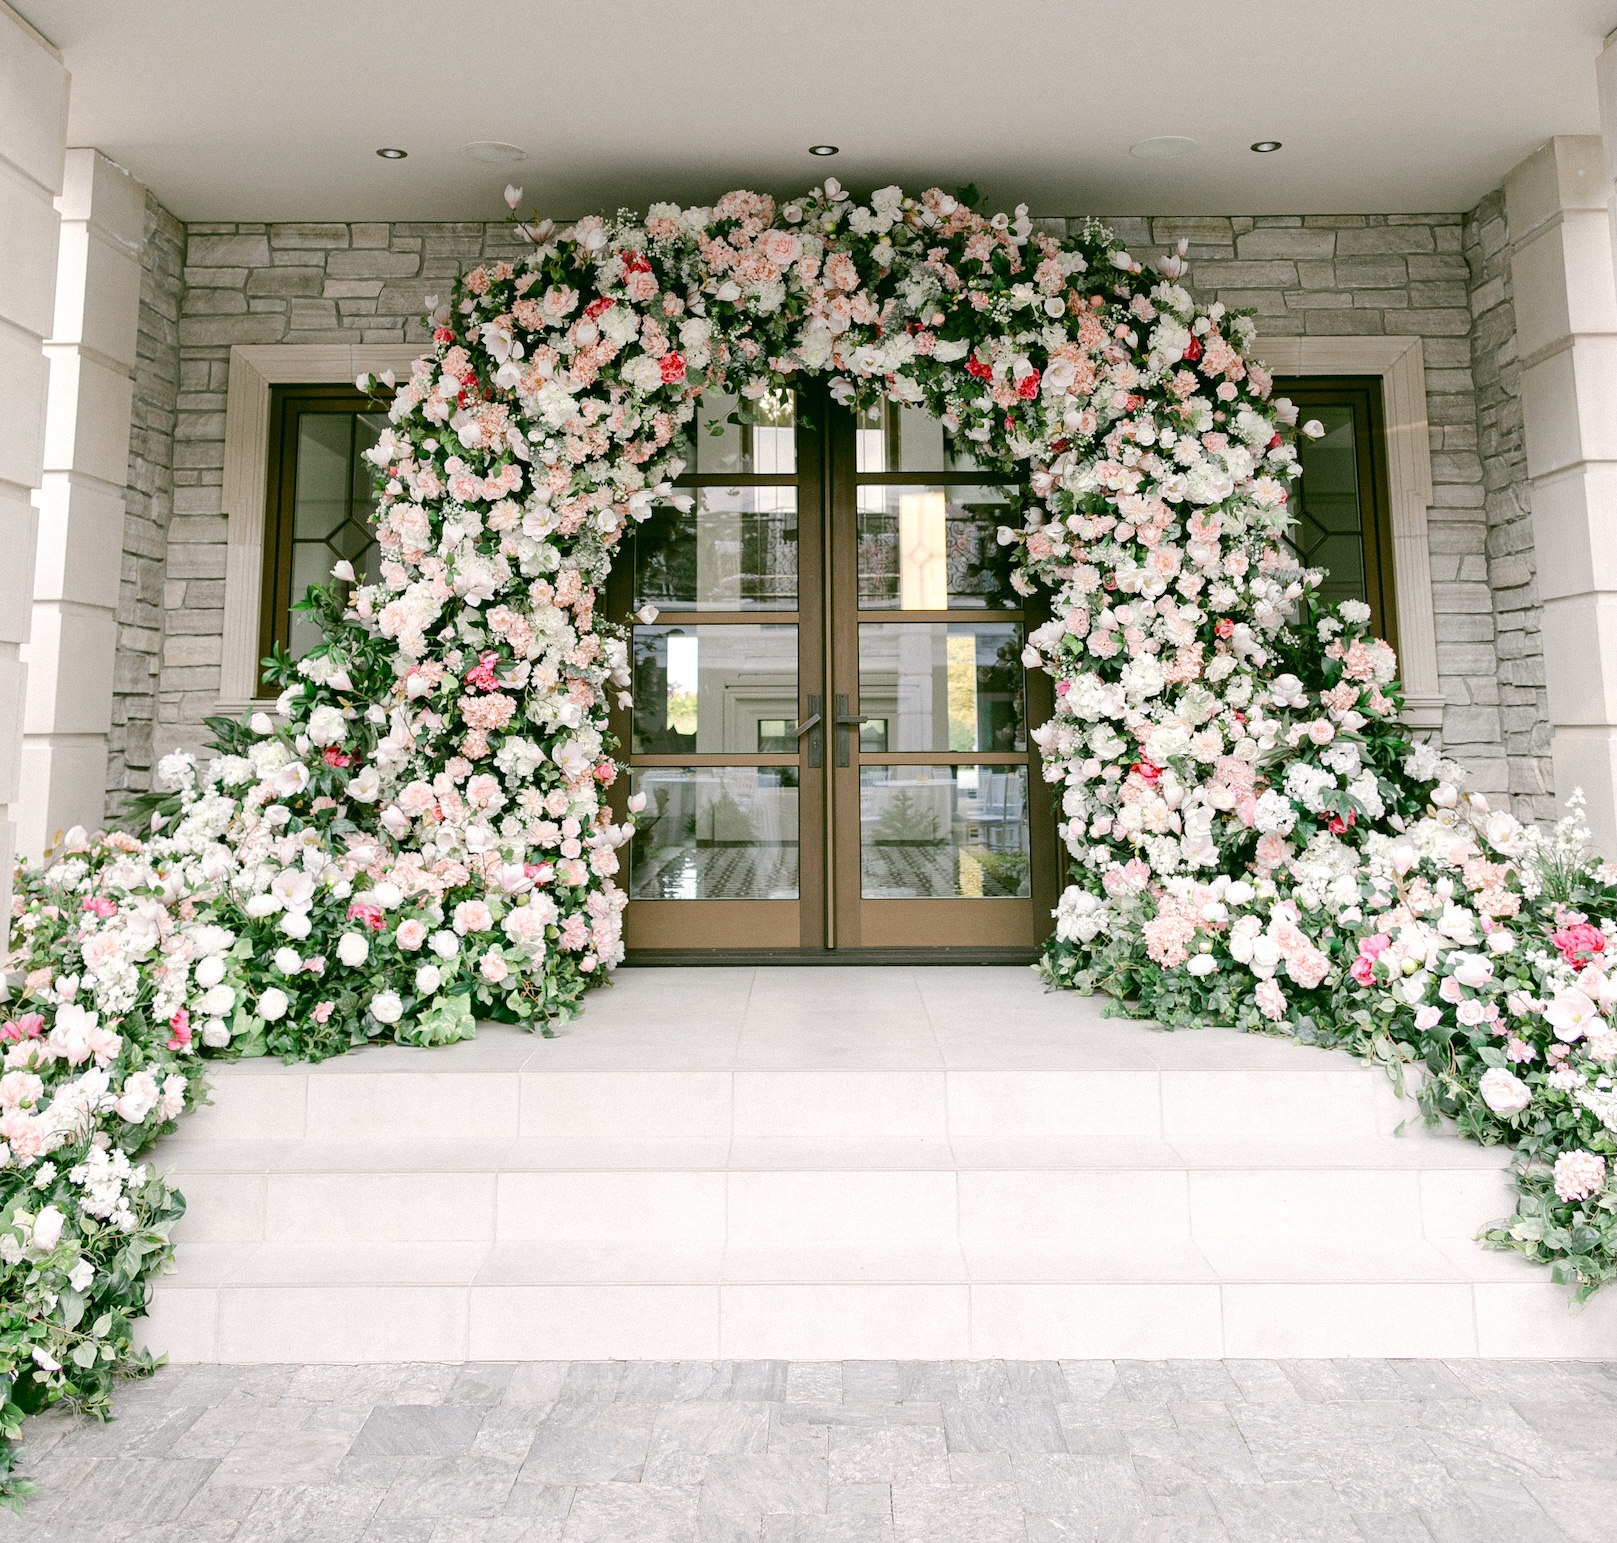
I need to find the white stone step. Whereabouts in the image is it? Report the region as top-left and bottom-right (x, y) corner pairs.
(138, 966), (1617, 1363)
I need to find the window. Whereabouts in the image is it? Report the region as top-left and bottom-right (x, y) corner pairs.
(1273, 376), (1398, 655)
(257, 385), (389, 685)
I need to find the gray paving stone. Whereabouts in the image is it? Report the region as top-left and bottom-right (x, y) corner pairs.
(231, 1480), (386, 1543)
(520, 1403), (658, 1484)
(699, 1454), (829, 1516)
(373, 1456), (523, 1520)
(785, 1365), (842, 1404)
(350, 1406), (485, 1459)
(562, 1482), (699, 1542)
(941, 1399), (1066, 1454)
(212, 1429), (356, 1487)
(827, 1426), (948, 1486)
(890, 1481), (1025, 1543)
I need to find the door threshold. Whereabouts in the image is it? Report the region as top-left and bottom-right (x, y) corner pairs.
(621, 946), (1043, 967)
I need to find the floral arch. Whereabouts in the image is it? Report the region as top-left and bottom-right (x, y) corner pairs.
(2, 180), (1615, 1480)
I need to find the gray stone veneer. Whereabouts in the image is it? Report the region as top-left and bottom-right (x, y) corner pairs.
(119, 208), (1541, 818)
(107, 193), (184, 820)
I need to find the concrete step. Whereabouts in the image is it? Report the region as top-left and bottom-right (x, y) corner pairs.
(138, 966), (1617, 1363)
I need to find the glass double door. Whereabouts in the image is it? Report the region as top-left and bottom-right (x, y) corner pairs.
(609, 389), (1058, 956)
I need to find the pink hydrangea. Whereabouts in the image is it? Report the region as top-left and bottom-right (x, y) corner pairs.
(1553, 1150), (1607, 1204)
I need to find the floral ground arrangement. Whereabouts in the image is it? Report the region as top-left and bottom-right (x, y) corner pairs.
(2, 179), (1615, 1498)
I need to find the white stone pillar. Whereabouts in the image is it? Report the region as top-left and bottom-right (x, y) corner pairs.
(19, 150), (144, 855)
(1508, 135), (1617, 857)
(0, 4), (69, 944)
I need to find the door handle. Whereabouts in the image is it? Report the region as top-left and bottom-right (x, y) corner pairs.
(834, 694), (867, 767)
(834, 713), (869, 727)
(802, 695), (822, 769)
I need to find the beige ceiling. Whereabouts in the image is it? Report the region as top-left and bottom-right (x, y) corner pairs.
(15, 0), (1617, 223)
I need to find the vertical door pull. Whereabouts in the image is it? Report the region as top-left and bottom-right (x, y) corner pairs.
(833, 693), (869, 767)
(801, 695), (823, 769)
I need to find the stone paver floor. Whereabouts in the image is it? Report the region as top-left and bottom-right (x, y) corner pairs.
(1, 1359), (1614, 1542)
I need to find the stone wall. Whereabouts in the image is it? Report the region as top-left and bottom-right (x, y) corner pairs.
(135, 210), (1528, 807)
(1463, 191), (1553, 824)
(106, 192), (184, 818)
(157, 221), (530, 762)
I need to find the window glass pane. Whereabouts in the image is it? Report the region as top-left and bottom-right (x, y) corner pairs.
(1288, 403), (1367, 610)
(634, 488), (797, 610)
(693, 389), (796, 474)
(287, 409), (386, 659)
(631, 624), (798, 754)
(856, 485), (1017, 609)
(858, 623), (1025, 752)
(854, 400), (981, 472)
(629, 766), (799, 899)
(859, 765), (1030, 899)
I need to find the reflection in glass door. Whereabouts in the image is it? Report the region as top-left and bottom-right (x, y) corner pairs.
(610, 390), (1057, 956)
(831, 402), (1055, 949)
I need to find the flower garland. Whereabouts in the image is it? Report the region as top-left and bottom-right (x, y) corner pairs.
(2, 178), (1614, 1497)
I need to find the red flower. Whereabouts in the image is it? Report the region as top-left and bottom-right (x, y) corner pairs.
(584, 296), (615, 321)
(1215, 618), (1235, 639)
(1050, 437), (1070, 454)
(323, 747), (354, 769)
(659, 352), (687, 384)
(1132, 760), (1163, 787)
(594, 759), (617, 785)
(1016, 370), (1041, 400)
(1182, 335), (1202, 363)
(347, 901), (385, 932)
(622, 252), (653, 274)
(168, 1008), (192, 1052)
(1268, 433), (1282, 450)
(433, 327), (456, 344)
(965, 355), (993, 380)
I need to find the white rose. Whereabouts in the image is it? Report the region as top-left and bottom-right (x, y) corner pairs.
(258, 987), (290, 1022)
(194, 955), (227, 989)
(337, 932), (370, 967)
(429, 930), (460, 960)
(369, 991), (404, 1025)
(280, 911), (313, 940)
(1478, 1067), (1532, 1116)
(273, 947), (302, 974)
(415, 964), (442, 995)
(1186, 953), (1218, 977)
(202, 1018), (231, 1048)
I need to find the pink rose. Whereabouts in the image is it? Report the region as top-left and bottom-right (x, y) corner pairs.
(395, 919), (428, 952)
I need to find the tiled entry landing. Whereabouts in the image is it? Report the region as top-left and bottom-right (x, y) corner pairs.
(145, 967), (1617, 1360)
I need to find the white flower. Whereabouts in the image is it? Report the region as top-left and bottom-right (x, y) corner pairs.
(1186, 953), (1218, 977)
(258, 987), (290, 1022)
(337, 932), (370, 967)
(198, 984), (236, 1016)
(1478, 1067), (1533, 1116)
(1253, 790), (1298, 836)
(1546, 988), (1600, 1043)
(1451, 954), (1494, 989)
(429, 930), (460, 960)
(415, 963), (442, 995)
(273, 947), (302, 974)
(31, 1206), (65, 1253)
(347, 764), (382, 803)
(68, 1259), (94, 1293)
(306, 705), (347, 746)
(369, 991), (404, 1025)
(202, 1018), (231, 1049)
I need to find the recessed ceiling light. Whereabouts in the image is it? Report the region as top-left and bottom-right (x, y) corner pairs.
(1129, 136), (1198, 160)
(809, 144), (839, 157)
(375, 147), (407, 160)
(1250, 140), (1283, 153)
(462, 141), (528, 165)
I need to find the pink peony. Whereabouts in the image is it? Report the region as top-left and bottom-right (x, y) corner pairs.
(395, 919), (428, 952)
(1254, 979), (1287, 1022)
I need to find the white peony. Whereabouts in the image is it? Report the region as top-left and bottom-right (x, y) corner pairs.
(306, 705), (347, 746)
(337, 932), (370, 967)
(369, 991), (404, 1025)
(258, 987), (290, 1022)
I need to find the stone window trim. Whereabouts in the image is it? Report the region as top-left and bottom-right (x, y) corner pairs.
(217, 343), (417, 714)
(213, 339), (1442, 731)
(1256, 335), (1444, 733)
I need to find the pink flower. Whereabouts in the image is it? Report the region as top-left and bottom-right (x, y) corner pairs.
(1553, 1150), (1607, 1204)
(395, 919), (428, 952)
(0, 1015), (44, 1044)
(1349, 955), (1376, 986)
(81, 896), (117, 919)
(453, 900), (494, 935)
(1414, 1006), (1443, 1030)
(1553, 923), (1606, 966)
(659, 352), (686, 384)
(312, 1000), (335, 1024)
(168, 1009), (192, 1052)
(479, 953), (510, 983)
(1254, 979), (1287, 1021)
(347, 902), (385, 933)
(464, 652), (500, 692)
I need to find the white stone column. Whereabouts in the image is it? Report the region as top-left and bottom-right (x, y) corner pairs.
(1506, 136), (1617, 856)
(19, 150), (144, 855)
(0, 4), (69, 944)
